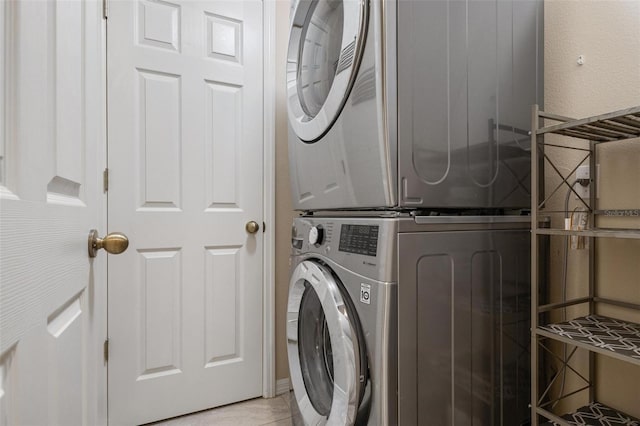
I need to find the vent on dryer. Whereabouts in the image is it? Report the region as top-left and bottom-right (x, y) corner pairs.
(336, 40), (356, 75)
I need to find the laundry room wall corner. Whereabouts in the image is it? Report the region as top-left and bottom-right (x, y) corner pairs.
(545, 0), (640, 418)
(274, 0), (296, 385)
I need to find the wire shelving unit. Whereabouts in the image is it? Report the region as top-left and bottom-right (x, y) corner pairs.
(530, 105), (640, 425)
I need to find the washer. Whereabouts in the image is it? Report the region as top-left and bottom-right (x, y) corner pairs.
(287, 215), (532, 425)
(287, 217), (397, 425)
(287, 0), (543, 211)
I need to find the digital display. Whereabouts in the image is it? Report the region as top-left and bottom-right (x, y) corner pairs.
(338, 225), (379, 257)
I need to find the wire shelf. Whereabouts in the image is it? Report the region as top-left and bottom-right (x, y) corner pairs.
(537, 315), (640, 367)
(533, 228), (640, 239)
(541, 402), (640, 426)
(537, 106), (640, 143)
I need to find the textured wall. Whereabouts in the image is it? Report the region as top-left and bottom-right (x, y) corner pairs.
(275, 0), (295, 382)
(544, 0), (640, 417)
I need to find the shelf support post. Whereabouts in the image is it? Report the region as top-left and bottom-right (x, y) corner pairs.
(588, 139), (597, 402)
(531, 104), (540, 426)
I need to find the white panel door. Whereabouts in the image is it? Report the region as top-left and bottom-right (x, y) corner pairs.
(107, 0), (264, 424)
(0, 0), (106, 425)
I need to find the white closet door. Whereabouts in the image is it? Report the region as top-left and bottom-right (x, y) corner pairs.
(107, 0), (265, 424)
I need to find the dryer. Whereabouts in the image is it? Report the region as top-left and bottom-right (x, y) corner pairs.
(287, 0), (543, 211)
(287, 215), (532, 425)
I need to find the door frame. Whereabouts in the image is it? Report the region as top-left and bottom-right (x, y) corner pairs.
(101, 0), (277, 406)
(98, 2), (108, 423)
(262, 0), (277, 399)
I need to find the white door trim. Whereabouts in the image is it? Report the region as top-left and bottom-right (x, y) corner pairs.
(262, 0), (277, 399)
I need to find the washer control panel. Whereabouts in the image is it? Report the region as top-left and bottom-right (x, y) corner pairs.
(338, 224), (379, 257)
(291, 217), (396, 283)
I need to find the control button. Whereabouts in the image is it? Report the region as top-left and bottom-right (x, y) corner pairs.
(308, 225), (324, 246)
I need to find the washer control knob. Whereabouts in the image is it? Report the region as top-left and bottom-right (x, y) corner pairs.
(308, 225), (324, 246)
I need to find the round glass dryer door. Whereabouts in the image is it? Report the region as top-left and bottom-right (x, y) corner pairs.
(287, 260), (367, 425)
(287, 0), (369, 143)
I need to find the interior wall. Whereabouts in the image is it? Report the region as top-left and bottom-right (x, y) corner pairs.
(544, 0), (640, 417)
(274, 0), (295, 383)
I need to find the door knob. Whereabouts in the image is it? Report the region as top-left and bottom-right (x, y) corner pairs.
(88, 229), (129, 258)
(245, 221), (260, 234)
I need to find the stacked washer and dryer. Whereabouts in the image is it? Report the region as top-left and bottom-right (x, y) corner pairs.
(285, 0), (542, 425)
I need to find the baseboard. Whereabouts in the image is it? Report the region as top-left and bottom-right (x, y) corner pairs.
(276, 378), (291, 395)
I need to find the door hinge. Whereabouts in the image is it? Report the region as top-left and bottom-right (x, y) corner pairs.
(103, 168), (109, 192)
(102, 0), (108, 19)
(103, 339), (109, 362)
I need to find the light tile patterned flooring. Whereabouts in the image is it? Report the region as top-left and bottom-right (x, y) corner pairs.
(150, 393), (294, 426)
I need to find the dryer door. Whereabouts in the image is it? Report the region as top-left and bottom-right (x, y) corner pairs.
(287, 0), (369, 143)
(287, 260), (367, 425)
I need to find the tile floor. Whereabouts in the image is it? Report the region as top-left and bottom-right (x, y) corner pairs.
(150, 393), (294, 426)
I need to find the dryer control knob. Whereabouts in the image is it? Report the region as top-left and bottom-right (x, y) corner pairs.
(308, 226), (324, 246)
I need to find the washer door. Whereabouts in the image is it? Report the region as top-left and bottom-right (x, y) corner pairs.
(287, 260), (366, 425)
(287, 0), (369, 143)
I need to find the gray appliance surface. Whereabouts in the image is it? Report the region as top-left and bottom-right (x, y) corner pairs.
(287, 0), (543, 211)
(397, 0), (543, 208)
(287, 215), (531, 425)
(397, 222), (532, 425)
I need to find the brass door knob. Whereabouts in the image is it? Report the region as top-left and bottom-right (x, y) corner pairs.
(88, 229), (129, 258)
(245, 221), (260, 234)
